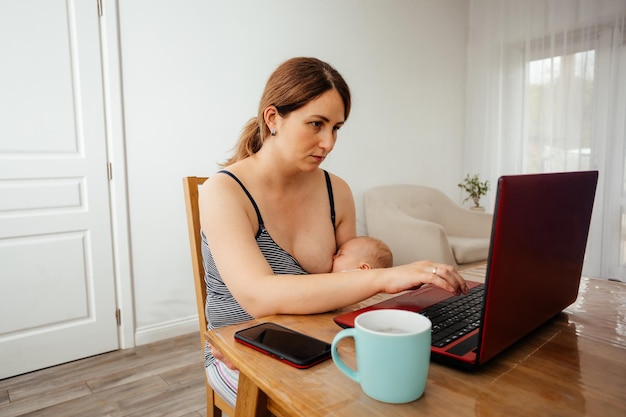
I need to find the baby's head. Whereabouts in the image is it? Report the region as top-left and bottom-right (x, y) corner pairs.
(332, 236), (393, 272)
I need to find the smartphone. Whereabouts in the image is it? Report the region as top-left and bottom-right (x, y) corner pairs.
(234, 322), (331, 369)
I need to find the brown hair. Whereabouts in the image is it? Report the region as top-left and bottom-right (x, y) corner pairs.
(359, 236), (393, 268)
(222, 57), (351, 166)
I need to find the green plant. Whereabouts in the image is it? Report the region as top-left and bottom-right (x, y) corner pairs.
(457, 173), (490, 208)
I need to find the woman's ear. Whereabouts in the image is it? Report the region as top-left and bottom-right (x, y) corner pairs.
(358, 262), (372, 270)
(263, 105), (278, 131)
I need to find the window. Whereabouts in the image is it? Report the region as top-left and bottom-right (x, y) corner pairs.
(525, 50), (595, 173)
(466, 2), (626, 279)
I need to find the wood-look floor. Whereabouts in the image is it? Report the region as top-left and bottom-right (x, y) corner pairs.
(0, 332), (208, 417)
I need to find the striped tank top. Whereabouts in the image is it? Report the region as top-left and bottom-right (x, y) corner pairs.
(202, 170), (336, 367)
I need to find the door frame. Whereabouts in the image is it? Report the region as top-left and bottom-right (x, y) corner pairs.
(101, 0), (135, 349)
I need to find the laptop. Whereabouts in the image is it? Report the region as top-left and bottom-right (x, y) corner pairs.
(334, 171), (598, 370)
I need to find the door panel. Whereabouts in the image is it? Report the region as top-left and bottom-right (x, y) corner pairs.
(0, 0), (119, 378)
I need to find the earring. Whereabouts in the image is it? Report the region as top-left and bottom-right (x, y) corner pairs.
(270, 128), (276, 136)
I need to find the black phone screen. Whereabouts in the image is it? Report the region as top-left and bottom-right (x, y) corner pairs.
(234, 322), (331, 368)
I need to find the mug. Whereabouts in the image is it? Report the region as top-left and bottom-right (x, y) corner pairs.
(331, 309), (432, 403)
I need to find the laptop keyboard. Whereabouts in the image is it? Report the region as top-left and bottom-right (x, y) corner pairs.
(420, 285), (484, 348)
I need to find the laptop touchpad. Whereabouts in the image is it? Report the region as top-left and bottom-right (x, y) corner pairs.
(447, 333), (479, 356)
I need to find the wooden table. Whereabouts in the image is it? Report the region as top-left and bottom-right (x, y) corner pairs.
(206, 266), (626, 416)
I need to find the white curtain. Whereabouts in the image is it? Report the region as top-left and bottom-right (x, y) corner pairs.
(466, 0), (626, 280)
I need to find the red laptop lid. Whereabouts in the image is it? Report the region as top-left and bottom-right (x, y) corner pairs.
(477, 170), (598, 364)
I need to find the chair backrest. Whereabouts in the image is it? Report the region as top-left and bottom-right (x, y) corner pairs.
(183, 176), (236, 417)
(365, 184), (455, 224)
(183, 176), (209, 346)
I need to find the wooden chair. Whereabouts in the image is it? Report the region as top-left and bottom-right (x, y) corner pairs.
(183, 176), (235, 417)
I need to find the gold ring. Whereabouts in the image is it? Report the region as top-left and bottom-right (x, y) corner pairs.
(432, 267), (437, 275)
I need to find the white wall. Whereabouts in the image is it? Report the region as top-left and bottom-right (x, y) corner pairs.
(118, 0), (469, 343)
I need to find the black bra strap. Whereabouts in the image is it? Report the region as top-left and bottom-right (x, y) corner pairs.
(323, 170), (336, 228)
(220, 169), (335, 230)
(218, 170), (264, 227)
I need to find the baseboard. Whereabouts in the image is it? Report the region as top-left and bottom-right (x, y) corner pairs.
(134, 315), (199, 346)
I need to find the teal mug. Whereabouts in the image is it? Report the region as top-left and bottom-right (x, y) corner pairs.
(331, 309), (432, 403)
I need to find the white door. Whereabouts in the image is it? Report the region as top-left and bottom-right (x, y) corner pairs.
(0, 0), (119, 378)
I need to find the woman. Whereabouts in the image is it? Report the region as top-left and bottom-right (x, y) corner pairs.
(199, 57), (468, 407)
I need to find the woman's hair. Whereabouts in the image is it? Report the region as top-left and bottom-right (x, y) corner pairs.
(222, 57), (351, 166)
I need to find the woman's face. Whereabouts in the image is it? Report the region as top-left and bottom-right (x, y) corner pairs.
(274, 89), (346, 171)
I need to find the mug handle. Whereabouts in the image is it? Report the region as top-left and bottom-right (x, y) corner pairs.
(331, 329), (359, 383)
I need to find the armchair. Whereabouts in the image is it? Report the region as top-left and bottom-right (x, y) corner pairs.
(364, 185), (493, 268)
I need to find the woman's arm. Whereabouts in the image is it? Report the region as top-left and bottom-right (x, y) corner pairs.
(199, 174), (467, 319)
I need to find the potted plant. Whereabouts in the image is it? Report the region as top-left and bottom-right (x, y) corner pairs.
(457, 173), (490, 210)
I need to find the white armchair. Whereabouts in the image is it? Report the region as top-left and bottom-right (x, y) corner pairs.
(364, 185), (493, 267)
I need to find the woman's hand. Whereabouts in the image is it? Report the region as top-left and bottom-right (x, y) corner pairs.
(385, 261), (469, 296)
(210, 344), (238, 370)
